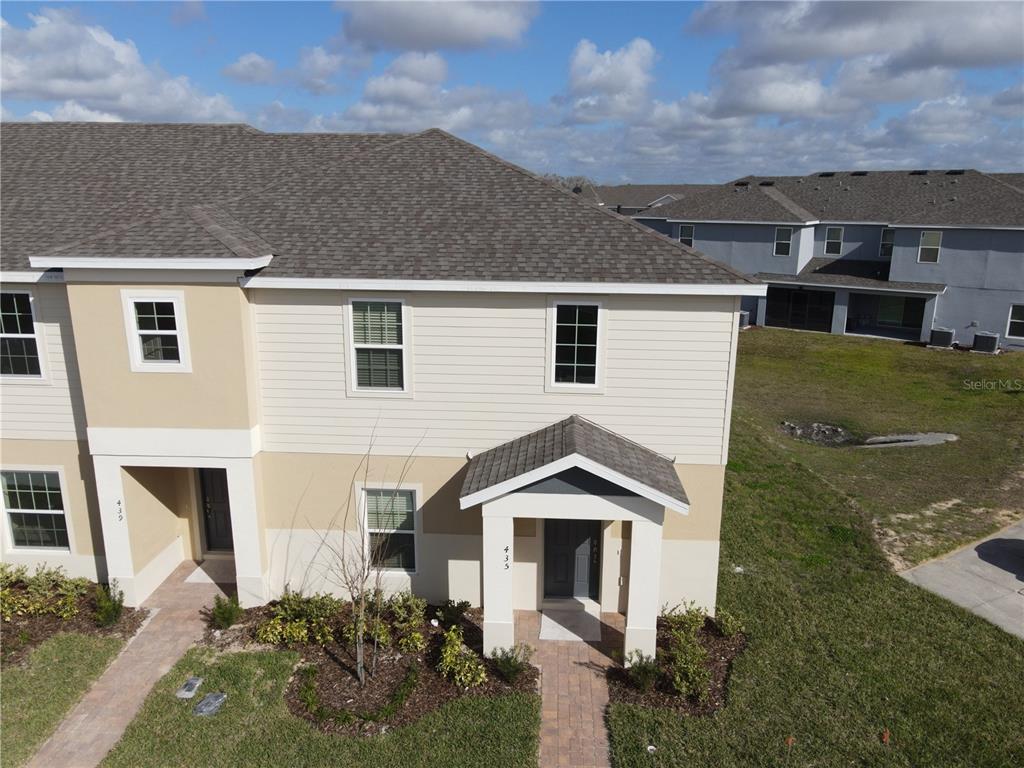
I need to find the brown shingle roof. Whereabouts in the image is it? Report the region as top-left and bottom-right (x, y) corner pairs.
(594, 184), (716, 209)
(757, 257), (946, 293)
(651, 183), (814, 224)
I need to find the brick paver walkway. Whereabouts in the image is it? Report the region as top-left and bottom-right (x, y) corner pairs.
(27, 561), (226, 768)
(517, 610), (625, 768)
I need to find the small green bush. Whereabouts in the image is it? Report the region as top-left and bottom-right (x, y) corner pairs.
(490, 643), (534, 684)
(209, 594), (243, 630)
(397, 630), (426, 654)
(662, 601), (707, 638)
(255, 591), (340, 647)
(388, 591), (426, 628)
(94, 581), (124, 627)
(714, 609), (744, 638)
(342, 615), (391, 648)
(624, 650), (659, 692)
(437, 624), (486, 688)
(435, 599), (470, 628)
(0, 564), (89, 622)
(667, 631), (711, 702)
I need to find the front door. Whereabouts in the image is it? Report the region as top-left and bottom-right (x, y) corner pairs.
(198, 468), (233, 552)
(544, 520), (599, 599)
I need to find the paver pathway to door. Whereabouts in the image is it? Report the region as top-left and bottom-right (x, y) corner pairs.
(27, 561), (226, 768)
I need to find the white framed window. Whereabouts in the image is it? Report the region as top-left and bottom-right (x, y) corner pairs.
(363, 488), (417, 572)
(678, 224), (695, 247)
(1007, 304), (1024, 340)
(1, 291), (44, 379)
(879, 228), (895, 259)
(2, 469), (70, 550)
(120, 289), (191, 373)
(551, 302), (601, 388)
(347, 299), (410, 394)
(918, 231), (942, 263)
(774, 227), (793, 257)
(824, 226), (844, 256)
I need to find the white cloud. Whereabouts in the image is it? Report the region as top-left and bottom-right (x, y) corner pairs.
(223, 52), (277, 84)
(338, 1), (537, 50)
(295, 46), (345, 94)
(568, 38), (655, 123)
(1, 9), (241, 122)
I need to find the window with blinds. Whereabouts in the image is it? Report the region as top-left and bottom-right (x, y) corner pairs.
(365, 489), (415, 570)
(352, 301), (404, 389)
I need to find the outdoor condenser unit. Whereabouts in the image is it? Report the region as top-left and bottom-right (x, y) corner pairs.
(738, 310), (750, 328)
(929, 327), (954, 347)
(972, 332), (999, 354)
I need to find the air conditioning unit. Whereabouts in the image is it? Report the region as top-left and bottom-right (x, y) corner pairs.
(973, 332), (999, 354)
(738, 310), (751, 328)
(929, 327), (954, 347)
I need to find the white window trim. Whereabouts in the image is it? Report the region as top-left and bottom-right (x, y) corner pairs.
(0, 289), (48, 383)
(120, 289), (192, 373)
(879, 228), (896, 259)
(343, 296), (413, 398)
(1, 465), (74, 555)
(677, 224), (695, 247)
(357, 482), (422, 575)
(1006, 304), (1024, 340)
(917, 231), (942, 264)
(773, 227), (793, 257)
(546, 298), (606, 394)
(824, 226), (844, 257)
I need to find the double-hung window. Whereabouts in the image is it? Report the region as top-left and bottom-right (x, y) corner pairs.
(121, 290), (190, 372)
(918, 231), (942, 263)
(1, 292), (42, 377)
(824, 226), (844, 256)
(879, 228), (895, 259)
(554, 303), (599, 386)
(773, 227), (793, 256)
(677, 224), (695, 247)
(2, 470), (69, 549)
(1007, 305), (1024, 340)
(365, 489), (416, 571)
(352, 301), (405, 390)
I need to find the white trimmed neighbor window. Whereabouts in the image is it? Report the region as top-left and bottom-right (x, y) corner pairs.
(2, 470), (69, 550)
(824, 226), (844, 256)
(0, 292), (42, 378)
(918, 231), (942, 263)
(1007, 304), (1024, 340)
(351, 300), (405, 390)
(554, 303), (599, 386)
(365, 489), (416, 571)
(121, 290), (191, 372)
(773, 227), (793, 256)
(678, 224), (695, 247)
(879, 228), (896, 259)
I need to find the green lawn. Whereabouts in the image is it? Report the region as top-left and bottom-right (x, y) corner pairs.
(2, 633), (124, 768)
(733, 328), (1024, 566)
(102, 647), (540, 768)
(607, 418), (1024, 767)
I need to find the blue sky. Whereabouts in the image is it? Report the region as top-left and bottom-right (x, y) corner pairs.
(2, 1), (1022, 181)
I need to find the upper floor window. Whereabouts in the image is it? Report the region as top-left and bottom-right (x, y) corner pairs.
(554, 303), (599, 386)
(879, 228), (895, 259)
(2, 470), (69, 550)
(773, 227), (793, 257)
(365, 488), (416, 571)
(824, 226), (844, 256)
(1007, 304), (1024, 340)
(678, 224), (695, 248)
(121, 290), (191, 373)
(917, 231), (942, 263)
(351, 301), (405, 390)
(0, 292), (42, 378)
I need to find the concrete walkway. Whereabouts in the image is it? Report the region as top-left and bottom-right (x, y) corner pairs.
(27, 561), (227, 768)
(516, 610), (624, 768)
(901, 519), (1024, 638)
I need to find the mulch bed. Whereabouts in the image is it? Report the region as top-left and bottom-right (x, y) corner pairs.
(606, 618), (746, 716)
(204, 604), (538, 737)
(0, 589), (146, 668)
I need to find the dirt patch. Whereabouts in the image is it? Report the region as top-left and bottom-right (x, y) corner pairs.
(780, 421), (858, 446)
(606, 618), (746, 716)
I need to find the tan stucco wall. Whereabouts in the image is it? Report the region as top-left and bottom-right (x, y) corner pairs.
(64, 282), (256, 430)
(122, 466), (195, 569)
(663, 464), (725, 541)
(0, 438), (101, 557)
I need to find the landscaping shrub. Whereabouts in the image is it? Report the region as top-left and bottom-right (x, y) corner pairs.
(209, 594), (243, 630)
(0, 564), (89, 622)
(437, 624), (487, 688)
(256, 591), (340, 647)
(342, 615), (391, 648)
(490, 643), (534, 684)
(435, 599), (471, 628)
(667, 631), (711, 702)
(94, 581), (124, 627)
(623, 651), (659, 692)
(662, 601), (707, 638)
(388, 590), (426, 652)
(397, 630), (426, 654)
(714, 609), (744, 638)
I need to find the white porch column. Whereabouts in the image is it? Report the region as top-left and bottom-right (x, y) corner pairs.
(831, 289), (849, 335)
(755, 294), (768, 326)
(920, 294), (938, 343)
(625, 518), (663, 659)
(224, 458), (268, 607)
(482, 513), (515, 654)
(92, 456), (139, 605)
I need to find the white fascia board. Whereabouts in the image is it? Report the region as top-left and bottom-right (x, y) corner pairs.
(887, 224), (1024, 231)
(0, 270), (65, 283)
(29, 255), (274, 271)
(656, 218), (820, 226)
(241, 276), (767, 297)
(762, 278), (947, 295)
(459, 452), (689, 516)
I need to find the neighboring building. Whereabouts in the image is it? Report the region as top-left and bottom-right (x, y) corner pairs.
(0, 122), (764, 657)
(635, 170), (1024, 350)
(593, 184), (716, 216)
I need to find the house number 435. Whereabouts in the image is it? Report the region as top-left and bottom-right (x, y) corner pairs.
(503, 545), (510, 570)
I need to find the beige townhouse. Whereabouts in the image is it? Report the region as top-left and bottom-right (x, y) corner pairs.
(0, 123), (765, 656)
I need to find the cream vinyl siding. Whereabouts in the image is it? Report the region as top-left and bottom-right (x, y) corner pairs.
(253, 290), (735, 463)
(0, 284), (86, 441)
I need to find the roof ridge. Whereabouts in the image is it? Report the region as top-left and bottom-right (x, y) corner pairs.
(981, 171), (1024, 196)
(759, 185), (817, 222)
(187, 204), (275, 259)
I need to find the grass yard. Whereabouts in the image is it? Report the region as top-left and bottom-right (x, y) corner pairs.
(733, 328), (1024, 566)
(607, 418), (1024, 767)
(1, 633), (124, 768)
(101, 648), (540, 768)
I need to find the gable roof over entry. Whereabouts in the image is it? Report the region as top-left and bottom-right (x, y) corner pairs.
(460, 415), (689, 515)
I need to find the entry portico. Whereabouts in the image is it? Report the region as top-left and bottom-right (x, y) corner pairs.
(460, 415), (689, 659)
